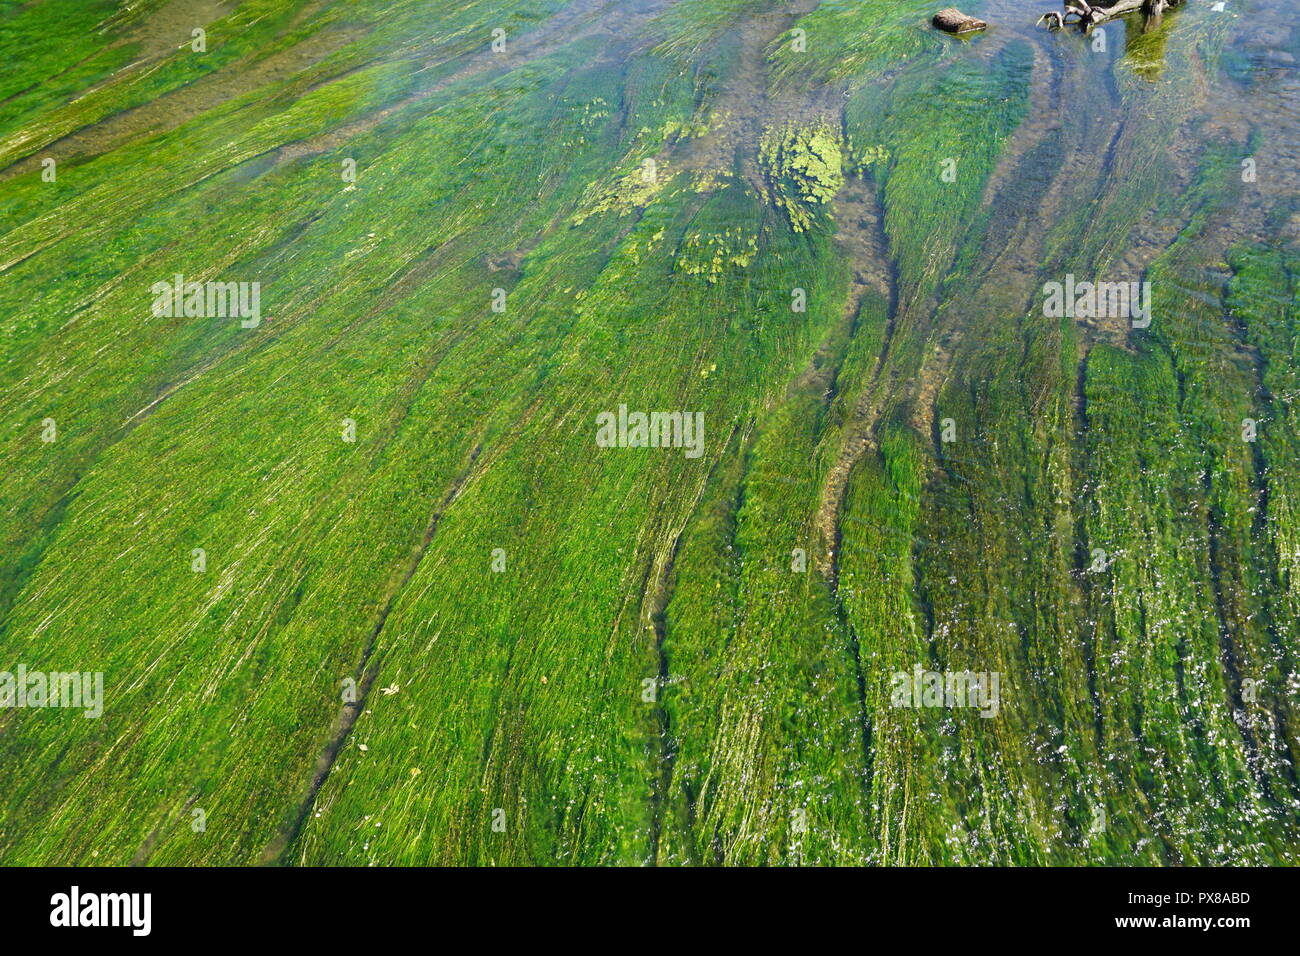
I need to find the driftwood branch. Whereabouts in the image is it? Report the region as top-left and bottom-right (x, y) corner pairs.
(1037, 0), (1183, 30)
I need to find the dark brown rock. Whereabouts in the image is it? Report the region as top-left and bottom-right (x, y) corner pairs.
(933, 7), (988, 33)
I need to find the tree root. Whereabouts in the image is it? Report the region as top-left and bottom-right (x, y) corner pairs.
(1037, 0), (1182, 30)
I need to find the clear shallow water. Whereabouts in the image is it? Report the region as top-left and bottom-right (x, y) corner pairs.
(0, 0), (1297, 865)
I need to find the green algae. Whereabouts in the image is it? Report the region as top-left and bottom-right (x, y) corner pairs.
(0, 0), (1297, 869)
(759, 121), (845, 233)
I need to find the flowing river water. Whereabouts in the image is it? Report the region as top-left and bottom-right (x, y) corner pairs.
(0, 0), (1298, 865)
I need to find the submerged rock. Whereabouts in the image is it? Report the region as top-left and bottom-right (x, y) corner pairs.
(932, 7), (988, 33)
